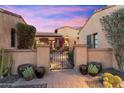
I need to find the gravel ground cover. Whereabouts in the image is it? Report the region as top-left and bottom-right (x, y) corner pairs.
(0, 75), (47, 88)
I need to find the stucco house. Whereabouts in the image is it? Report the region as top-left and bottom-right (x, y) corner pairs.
(35, 32), (62, 49)
(56, 26), (80, 47)
(79, 5), (124, 49)
(77, 5), (124, 69)
(0, 8), (26, 49)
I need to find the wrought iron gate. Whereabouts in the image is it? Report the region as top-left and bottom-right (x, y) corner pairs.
(50, 50), (73, 70)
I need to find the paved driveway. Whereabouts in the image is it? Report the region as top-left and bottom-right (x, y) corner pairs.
(14, 69), (103, 88)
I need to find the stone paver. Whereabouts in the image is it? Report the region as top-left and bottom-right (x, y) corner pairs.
(14, 69), (102, 88)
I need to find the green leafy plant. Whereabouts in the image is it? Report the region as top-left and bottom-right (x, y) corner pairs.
(100, 8), (124, 71)
(88, 64), (99, 76)
(16, 23), (36, 49)
(67, 50), (74, 68)
(22, 67), (35, 81)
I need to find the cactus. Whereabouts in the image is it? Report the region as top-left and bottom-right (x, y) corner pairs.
(22, 67), (35, 81)
(112, 76), (122, 87)
(0, 48), (13, 78)
(88, 64), (99, 75)
(0, 48), (5, 78)
(103, 73), (113, 78)
(103, 81), (113, 88)
(103, 77), (109, 81)
(7, 53), (12, 77)
(103, 73), (122, 88)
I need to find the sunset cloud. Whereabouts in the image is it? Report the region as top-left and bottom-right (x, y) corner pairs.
(0, 5), (106, 32)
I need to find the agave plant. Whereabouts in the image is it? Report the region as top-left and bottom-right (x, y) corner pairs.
(88, 64), (99, 76)
(22, 67), (35, 81)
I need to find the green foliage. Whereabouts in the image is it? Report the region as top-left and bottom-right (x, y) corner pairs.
(0, 48), (13, 78)
(100, 8), (124, 71)
(68, 51), (74, 61)
(0, 48), (5, 78)
(67, 50), (74, 67)
(7, 53), (12, 77)
(22, 67), (35, 80)
(88, 64), (99, 74)
(16, 23), (36, 49)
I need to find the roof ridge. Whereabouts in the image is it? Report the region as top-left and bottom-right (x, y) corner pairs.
(57, 26), (79, 30)
(0, 8), (21, 17)
(0, 8), (27, 24)
(78, 5), (116, 34)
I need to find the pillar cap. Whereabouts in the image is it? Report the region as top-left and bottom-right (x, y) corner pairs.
(73, 44), (87, 48)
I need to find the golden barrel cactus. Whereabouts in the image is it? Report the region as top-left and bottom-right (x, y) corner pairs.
(103, 73), (123, 88)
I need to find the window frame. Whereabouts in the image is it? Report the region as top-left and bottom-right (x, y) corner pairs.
(93, 33), (98, 48)
(87, 34), (91, 48)
(11, 28), (16, 48)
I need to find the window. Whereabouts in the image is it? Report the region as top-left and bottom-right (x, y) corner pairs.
(11, 28), (16, 47)
(93, 33), (98, 48)
(74, 41), (76, 45)
(87, 35), (91, 48)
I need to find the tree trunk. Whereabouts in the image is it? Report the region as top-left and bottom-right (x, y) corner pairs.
(114, 49), (124, 72)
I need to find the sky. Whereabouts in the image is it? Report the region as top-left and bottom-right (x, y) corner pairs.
(0, 5), (106, 32)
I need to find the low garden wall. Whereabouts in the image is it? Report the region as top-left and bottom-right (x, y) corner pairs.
(88, 48), (113, 68)
(5, 45), (50, 74)
(74, 44), (118, 70)
(6, 49), (37, 74)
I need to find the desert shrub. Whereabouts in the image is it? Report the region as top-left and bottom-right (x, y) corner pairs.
(100, 8), (124, 71)
(16, 23), (36, 49)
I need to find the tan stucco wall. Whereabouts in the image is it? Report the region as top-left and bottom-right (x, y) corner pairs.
(36, 45), (50, 71)
(57, 27), (79, 47)
(88, 48), (113, 68)
(0, 12), (25, 49)
(74, 44), (87, 70)
(79, 5), (124, 49)
(5, 45), (50, 74)
(6, 49), (37, 74)
(74, 45), (118, 69)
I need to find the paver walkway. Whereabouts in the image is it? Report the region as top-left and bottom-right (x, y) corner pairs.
(14, 69), (103, 88)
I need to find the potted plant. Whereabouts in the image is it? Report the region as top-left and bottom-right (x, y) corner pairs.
(88, 64), (99, 76)
(79, 64), (87, 75)
(88, 62), (102, 73)
(35, 67), (45, 78)
(17, 64), (35, 77)
(22, 67), (35, 81)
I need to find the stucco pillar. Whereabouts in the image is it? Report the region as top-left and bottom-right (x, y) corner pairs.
(74, 44), (87, 71)
(36, 44), (50, 72)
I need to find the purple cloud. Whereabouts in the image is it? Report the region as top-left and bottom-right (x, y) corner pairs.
(0, 5), (106, 32)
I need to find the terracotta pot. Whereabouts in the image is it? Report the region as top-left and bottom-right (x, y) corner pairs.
(17, 64), (36, 77)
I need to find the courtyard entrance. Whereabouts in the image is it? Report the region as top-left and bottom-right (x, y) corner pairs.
(50, 50), (74, 70)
